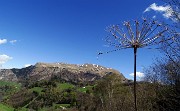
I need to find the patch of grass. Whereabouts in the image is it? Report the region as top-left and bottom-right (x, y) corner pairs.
(78, 85), (94, 92)
(0, 81), (21, 90)
(0, 103), (14, 111)
(57, 83), (74, 90)
(30, 87), (43, 94)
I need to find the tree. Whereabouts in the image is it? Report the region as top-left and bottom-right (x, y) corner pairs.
(143, 58), (180, 110)
(162, 0), (180, 27)
(94, 74), (133, 111)
(144, 59), (180, 85)
(99, 18), (176, 111)
(160, 0), (180, 68)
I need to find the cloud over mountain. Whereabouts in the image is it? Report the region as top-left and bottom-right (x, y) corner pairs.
(24, 64), (32, 67)
(0, 54), (12, 65)
(129, 72), (144, 78)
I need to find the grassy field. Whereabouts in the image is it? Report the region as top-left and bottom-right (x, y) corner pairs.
(0, 81), (21, 89)
(78, 85), (94, 92)
(0, 103), (14, 111)
(30, 87), (43, 94)
(57, 83), (74, 90)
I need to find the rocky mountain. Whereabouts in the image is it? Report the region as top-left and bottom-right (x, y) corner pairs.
(0, 62), (127, 84)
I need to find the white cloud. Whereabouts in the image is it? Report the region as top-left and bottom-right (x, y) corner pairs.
(0, 54), (12, 64)
(144, 3), (169, 12)
(144, 3), (174, 19)
(130, 72), (144, 78)
(0, 39), (7, 44)
(10, 40), (17, 44)
(24, 64), (32, 67)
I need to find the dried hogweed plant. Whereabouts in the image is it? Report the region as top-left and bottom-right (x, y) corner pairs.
(98, 18), (177, 111)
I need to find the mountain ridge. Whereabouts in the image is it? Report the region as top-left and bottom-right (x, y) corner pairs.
(0, 62), (127, 84)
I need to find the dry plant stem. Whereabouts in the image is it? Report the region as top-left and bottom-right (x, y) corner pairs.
(134, 47), (137, 111)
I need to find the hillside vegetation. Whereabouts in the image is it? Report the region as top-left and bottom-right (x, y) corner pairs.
(0, 72), (179, 111)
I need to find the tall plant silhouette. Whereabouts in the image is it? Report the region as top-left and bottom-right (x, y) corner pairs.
(99, 18), (177, 111)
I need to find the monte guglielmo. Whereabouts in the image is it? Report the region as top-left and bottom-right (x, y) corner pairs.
(0, 62), (127, 84)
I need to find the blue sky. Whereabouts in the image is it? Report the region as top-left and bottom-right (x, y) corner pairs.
(0, 0), (171, 79)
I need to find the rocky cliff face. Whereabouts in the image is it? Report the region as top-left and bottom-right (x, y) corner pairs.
(0, 62), (126, 83)
(0, 69), (18, 81)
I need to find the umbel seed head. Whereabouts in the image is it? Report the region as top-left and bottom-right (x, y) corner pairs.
(99, 18), (176, 55)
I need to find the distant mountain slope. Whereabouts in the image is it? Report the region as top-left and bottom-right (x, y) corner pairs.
(0, 62), (127, 83)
